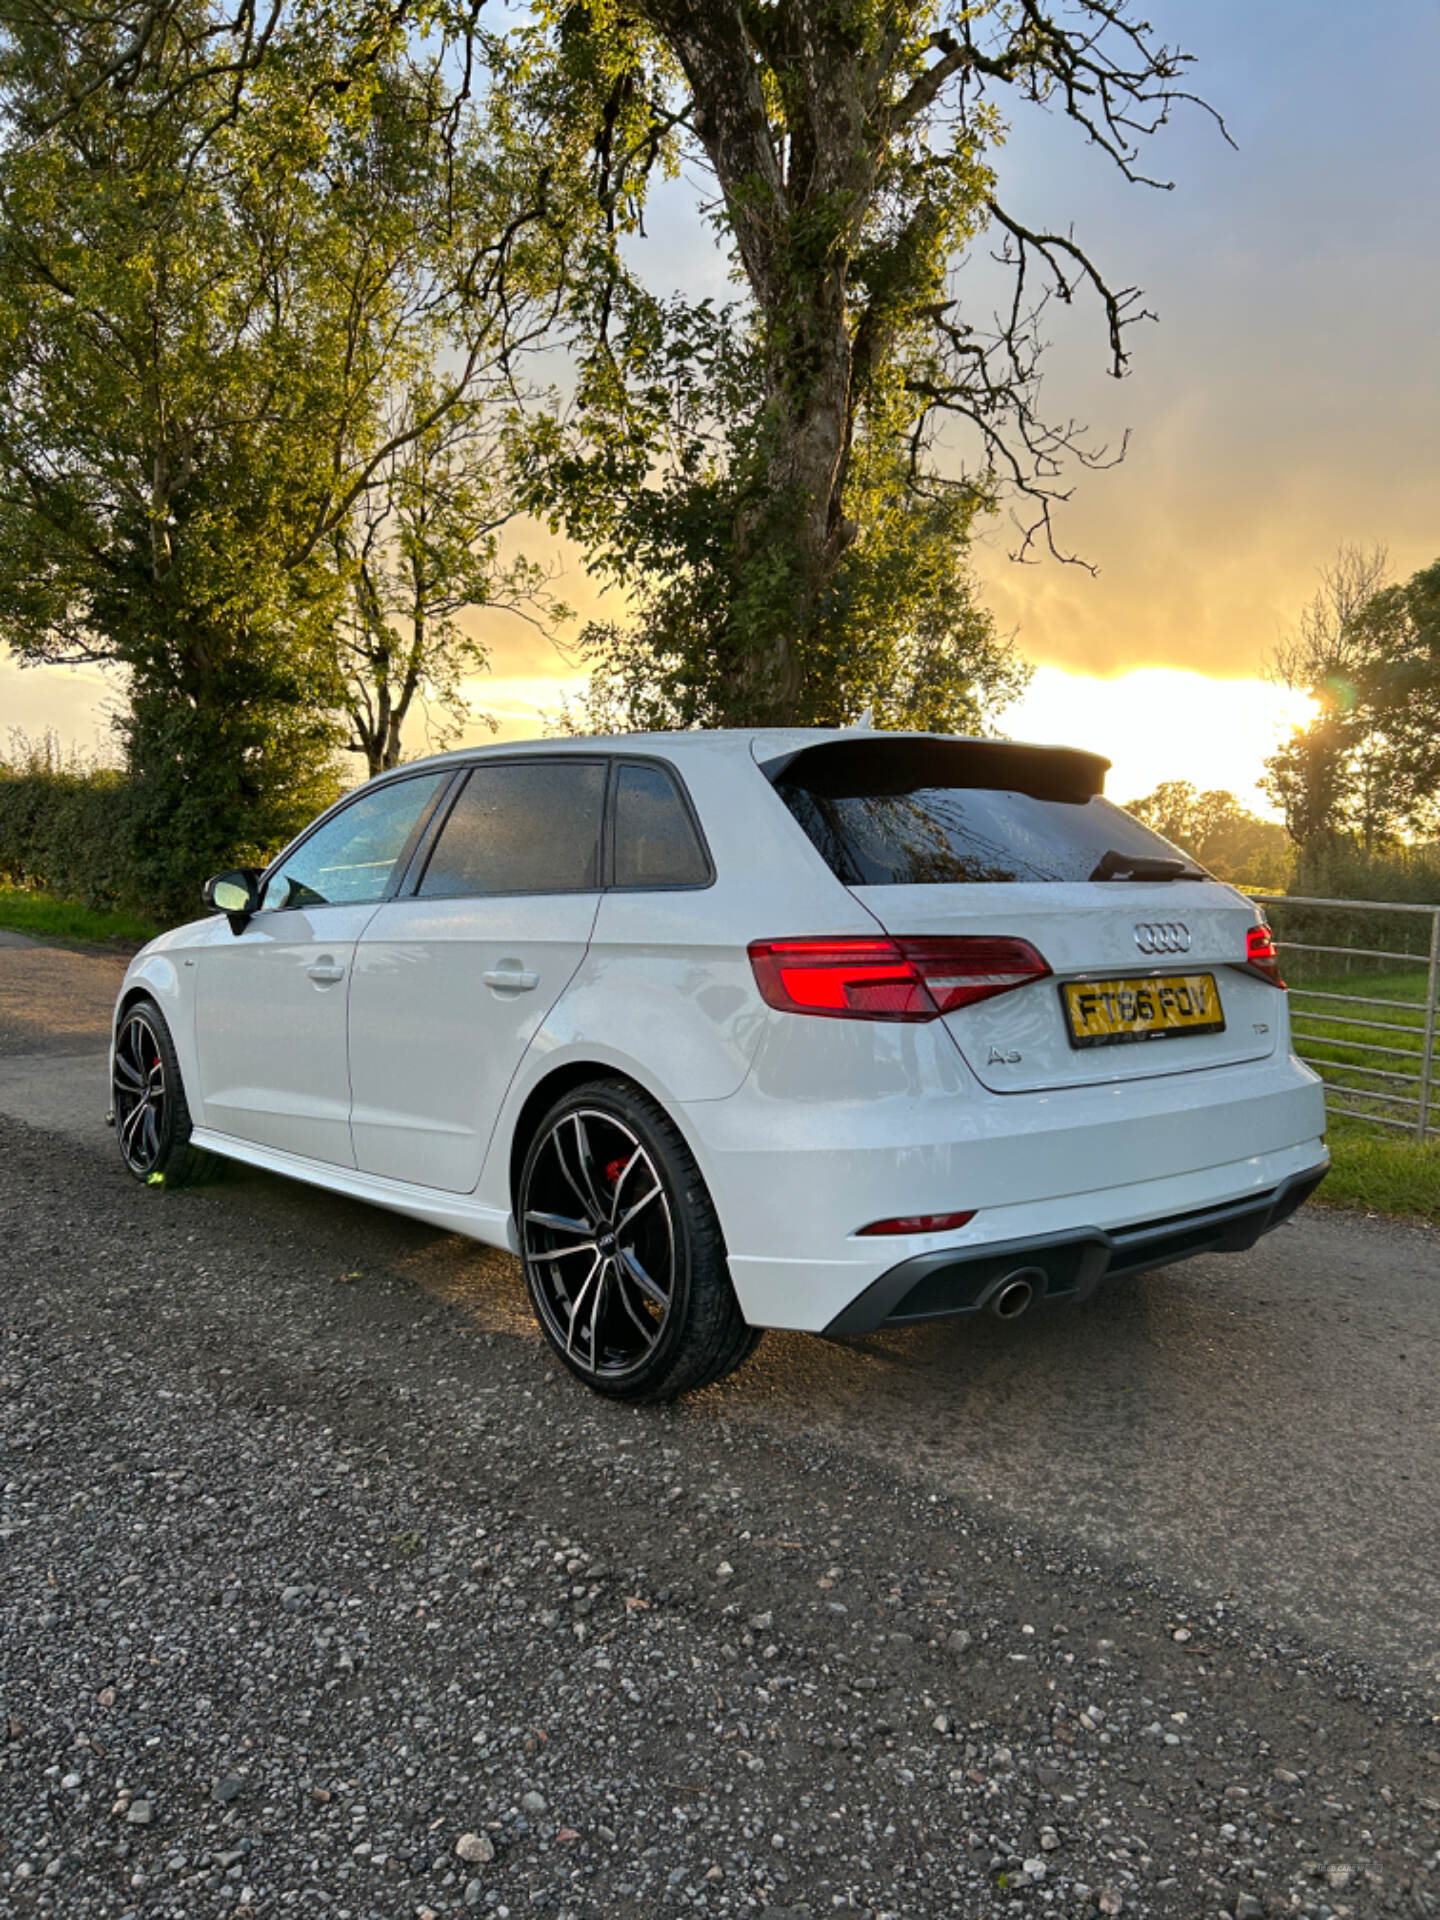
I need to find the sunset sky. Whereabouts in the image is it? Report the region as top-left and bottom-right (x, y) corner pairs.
(4, 0), (1437, 811)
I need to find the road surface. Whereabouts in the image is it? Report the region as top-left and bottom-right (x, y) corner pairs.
(1, 933), (1436, 1917)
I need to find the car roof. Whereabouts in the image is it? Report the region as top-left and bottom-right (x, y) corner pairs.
(394, 725), (1110, 773)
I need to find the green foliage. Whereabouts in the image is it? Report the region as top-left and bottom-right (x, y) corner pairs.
(512, 0), (1203, 729)
(0, 732), (139, 911)
(1122, 780), (1292, 890)
(1291, 840), (1440, 908)
(1264, 549), (1440, 851)
(337, 387), (568, 774)
(0, 3), (577, 910)
(528, 298), (1027, 735)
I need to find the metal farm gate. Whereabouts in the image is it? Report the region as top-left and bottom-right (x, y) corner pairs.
(1245, 893), (1440, 1141)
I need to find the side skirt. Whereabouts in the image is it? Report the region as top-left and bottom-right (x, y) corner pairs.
(187, 1127), (515, 1250)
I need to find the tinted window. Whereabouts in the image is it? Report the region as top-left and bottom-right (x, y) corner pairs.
(777, 780), (1202, 886)
(612, 763), (709, 888)
(418, 760), (605, 897)
(262, 772), (447, 910)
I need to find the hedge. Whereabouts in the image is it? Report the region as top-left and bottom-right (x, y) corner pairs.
(0, 741), (143, 912)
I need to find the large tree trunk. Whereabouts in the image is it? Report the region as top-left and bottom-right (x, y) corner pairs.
(725, 279), (857, 722)
(637, 0), (877, 725)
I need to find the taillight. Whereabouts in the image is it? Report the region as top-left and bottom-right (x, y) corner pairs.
(1245, 923), (1285, 988)
(747, 936), (1051, 1021)
(856, 1209), (976, 1237)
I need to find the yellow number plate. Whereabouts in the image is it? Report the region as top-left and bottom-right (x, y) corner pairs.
(1062, 973), (1224, 1049)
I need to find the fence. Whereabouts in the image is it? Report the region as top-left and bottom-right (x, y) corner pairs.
(1244, 893), (1440, 1142)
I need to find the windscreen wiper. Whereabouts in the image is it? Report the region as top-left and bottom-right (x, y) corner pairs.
(1088, 848), (1204, 882)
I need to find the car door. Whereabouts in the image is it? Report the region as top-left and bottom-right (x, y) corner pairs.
(347, 756), (607, 1191)
(194, 770), (451, 1164)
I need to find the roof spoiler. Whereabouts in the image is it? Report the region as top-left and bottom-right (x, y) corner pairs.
(758, 735), (1110, 803)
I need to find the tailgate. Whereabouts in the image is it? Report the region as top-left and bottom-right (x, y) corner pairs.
(853, 879), (1282, 1093)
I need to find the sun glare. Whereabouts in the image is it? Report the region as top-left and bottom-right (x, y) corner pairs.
(1005, 668), (1317, 814)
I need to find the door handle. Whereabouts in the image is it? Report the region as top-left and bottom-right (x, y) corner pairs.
(483, 966), (539, 992)
(308, 962), (346, 984)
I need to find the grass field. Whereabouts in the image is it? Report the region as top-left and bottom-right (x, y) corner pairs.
(1280, 963), (1440, 1224)
(0, 886), (164, 948)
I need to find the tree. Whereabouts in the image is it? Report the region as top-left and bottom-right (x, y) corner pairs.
(336, 387), (567, 775)
(513, 0), (1220, 728)
(1348, 558), (1440, 837)
(1125, 780), (1291, 891)
(1264, 548), (1440, 852)
(0, 7), (572, 909)
(531, 296), (1028, 734)
(11, 2), (1217, 739)
(1263, 546), (1391, 850)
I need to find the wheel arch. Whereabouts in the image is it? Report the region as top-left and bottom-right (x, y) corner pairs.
(114, 980), (160, 1028)
(505, 1059), (666, 1212)
(112, 957), (202, 1118)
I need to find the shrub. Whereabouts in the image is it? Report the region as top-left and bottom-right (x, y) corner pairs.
(0, 731), (140, 910)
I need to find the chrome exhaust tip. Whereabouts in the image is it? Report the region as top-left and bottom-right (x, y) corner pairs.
(989, 1268), (1044, 1320)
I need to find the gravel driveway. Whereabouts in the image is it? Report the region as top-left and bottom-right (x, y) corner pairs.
(1, 941), (1438, 1919)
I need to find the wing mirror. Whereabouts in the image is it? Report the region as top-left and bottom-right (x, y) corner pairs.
(202, 868), (264, 929)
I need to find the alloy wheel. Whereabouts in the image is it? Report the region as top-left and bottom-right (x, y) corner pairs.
(112, 1010), (167, 1175)
(521, 1108), (676, 1379)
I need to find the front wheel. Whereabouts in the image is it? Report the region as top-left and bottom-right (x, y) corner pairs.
(517, 1079), (760, 1402)
(111, 997), (215, 1186)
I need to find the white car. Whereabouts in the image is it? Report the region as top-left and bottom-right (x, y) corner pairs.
(110, 729), (1328, 1400)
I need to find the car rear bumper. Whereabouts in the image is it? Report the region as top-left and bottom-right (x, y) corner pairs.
(682, 1040), (1328, 1331)
(821, 1158), (1329, 1335)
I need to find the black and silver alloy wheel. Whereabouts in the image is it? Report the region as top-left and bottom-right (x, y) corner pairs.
(112, 1008), (168, 1176)
(110, 995), (213, 1187)
(517, 1079), (760, 1402)
(523, 1108), (675, 1381)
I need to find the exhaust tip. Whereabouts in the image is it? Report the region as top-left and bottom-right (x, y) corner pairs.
(989, 1267), (1044, 1320)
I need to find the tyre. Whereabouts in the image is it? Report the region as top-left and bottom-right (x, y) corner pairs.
(111, 997), (216, 1187)
(517, 1078), (761, 1402)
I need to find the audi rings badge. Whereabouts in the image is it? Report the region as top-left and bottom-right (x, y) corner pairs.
(1133, 921), (1192, 955)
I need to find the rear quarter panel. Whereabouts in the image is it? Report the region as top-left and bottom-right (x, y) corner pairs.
(473, 745), (875, 1212)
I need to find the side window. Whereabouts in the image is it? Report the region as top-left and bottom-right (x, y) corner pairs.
(612, 762), (709, 889)
(261, 773), (447, 911)
(417, 760), (606, 898)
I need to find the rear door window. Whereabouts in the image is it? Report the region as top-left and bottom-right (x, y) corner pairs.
(611, 763), (710, 889)
(417, 760), (606, 898)
(772, 746), (1199, 886)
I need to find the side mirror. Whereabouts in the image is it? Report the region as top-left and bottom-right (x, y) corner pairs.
(202, 868), (263, 928)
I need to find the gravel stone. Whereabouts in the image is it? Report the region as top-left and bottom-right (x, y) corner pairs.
(0, 1106), (1436, 1920)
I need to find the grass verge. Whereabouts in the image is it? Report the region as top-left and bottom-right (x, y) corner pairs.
(0, 885), (163, 948)
(1319, 1121), (1440, 1226)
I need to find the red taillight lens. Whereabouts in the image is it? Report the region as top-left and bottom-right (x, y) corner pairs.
(856, 1210), (976, 1237)
(1245, 923), (1286, 988)
(747, 936), (1051, 1021)
(902, 937), (1053, 1014)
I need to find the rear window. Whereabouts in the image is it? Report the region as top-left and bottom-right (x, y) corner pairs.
(771, 742), (1199, 887)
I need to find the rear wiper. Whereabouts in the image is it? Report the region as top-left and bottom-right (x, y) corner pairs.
(1088, 848), (1203, 882)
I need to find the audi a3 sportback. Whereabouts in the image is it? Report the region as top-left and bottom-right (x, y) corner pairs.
(110, 730), (1328, 1401)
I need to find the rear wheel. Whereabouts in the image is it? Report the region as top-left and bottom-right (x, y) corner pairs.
(518, 1079), (759, 1402)
(111, 998), (215, 1186)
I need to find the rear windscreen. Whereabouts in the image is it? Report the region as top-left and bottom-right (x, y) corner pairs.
(773, 765), (1201, 887)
